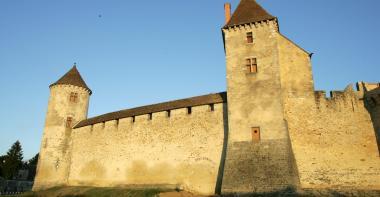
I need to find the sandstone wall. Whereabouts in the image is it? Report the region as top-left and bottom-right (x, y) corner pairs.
(286, 87), (380, 189)
(34, 85), (90, 190)
(67, 103), (227, 195)
(277, 34), (380, 190)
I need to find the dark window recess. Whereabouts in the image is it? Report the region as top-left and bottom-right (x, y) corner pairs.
(251, 127), (261, 142)
(209, 104), (215, 111)
(132, 116), (136, 123)
(167, 110), (171, 117)
(148, 113), (153, 120)
(187, 107), (192, 114)
(66, 117), (73, 128)
(246, 32), (253, 43)
(116, 119), (119, 126)
(69, 92), (78, 103)
(246, 58), (258, 73)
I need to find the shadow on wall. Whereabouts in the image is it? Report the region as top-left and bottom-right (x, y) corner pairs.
(214, 103), (229, 194)
(221, 187), (297, 197)
(364, 94), (380, 155)
(220, 187), (380, 197)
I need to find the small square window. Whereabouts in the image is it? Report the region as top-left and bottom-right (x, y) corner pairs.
(66, 117), (73, 128)
(69, 92), (78, 103)
(246, 58), (258, 73)
(251, 127), (260, 142)
(246, 32), (253, 43)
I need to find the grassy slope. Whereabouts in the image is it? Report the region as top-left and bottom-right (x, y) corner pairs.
(19, 187), (172, 197)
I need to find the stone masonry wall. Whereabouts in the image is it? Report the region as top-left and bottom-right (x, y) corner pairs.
(34, 85), (90, 191)
(221, 21), (299, 194)
(67, 103), (227, 195)
(277, 33), (380, 190)
(285, 86), (380, 190)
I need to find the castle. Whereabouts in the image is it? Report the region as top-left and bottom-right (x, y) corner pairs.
(33, 0), (380, 195)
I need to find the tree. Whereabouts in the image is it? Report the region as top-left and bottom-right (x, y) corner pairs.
(1, 141), (24, 179)
(0, 155), (6, 177)
(26, 153), (39, 181)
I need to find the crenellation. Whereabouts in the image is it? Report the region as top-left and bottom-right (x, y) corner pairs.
(93, 122), (104, 133)
(105, 120), (118, 130)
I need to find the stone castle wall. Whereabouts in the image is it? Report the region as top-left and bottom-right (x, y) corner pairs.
(285, 85), (380, 190)
(66, 103), (227, 195)
(277, 31), (380, 190)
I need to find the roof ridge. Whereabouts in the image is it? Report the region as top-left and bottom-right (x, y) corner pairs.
(224, 0), (276, 28)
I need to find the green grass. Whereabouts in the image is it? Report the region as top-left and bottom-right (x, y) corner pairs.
(17, 186), (172, 197)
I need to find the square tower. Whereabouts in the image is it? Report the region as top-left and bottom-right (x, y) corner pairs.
(221, 0), (299, 193)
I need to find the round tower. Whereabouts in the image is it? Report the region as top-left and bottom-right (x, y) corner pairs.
(33, 64), (91, 191)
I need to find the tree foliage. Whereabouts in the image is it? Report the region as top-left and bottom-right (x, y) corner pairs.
(0, 141), (38, 180)
(0, 155), (6, 177)
(26, 153), (39, 181)
(0, 141), (24, 179)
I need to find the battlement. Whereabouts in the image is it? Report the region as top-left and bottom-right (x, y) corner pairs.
(314, 84), (358, 111)
(223, 19), (278, 32)
(50, 84), (91, 95)
(74, 92), (226, 129)
(313, 82), (380, 113)
(74, 102), (225, 134)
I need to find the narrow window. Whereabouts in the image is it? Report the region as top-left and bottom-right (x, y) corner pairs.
(187, 107), (192, 114)
(148, 113), (153, 120)
(116, 119), (119, 127)
(246, 32), (253, 43)
(66, 117), (73, 128)
(251, 58), (257, 73)
(251, 127), (261, 143)
(69, 92), (78, 103)
(167, 110), (171, 118)
(132, 116), (135, 123)
(209, 104), (215, 111)
(246, 58), (251, 72)
(246, 58), (258, 73)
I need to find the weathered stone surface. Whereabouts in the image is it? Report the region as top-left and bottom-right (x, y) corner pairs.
(33, 84), (90, 190)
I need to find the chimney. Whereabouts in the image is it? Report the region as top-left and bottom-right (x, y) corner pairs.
(224, 3), (231, 24)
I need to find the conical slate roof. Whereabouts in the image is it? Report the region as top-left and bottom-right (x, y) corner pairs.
(50, 65), (92, 94)
(225, 0), (276, 28)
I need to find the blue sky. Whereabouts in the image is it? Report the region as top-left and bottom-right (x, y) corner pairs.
(0, 0), (379, 160)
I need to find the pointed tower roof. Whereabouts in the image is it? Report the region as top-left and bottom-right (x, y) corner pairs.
(224, 0), (276, 28)
(50, 64), (92, 94)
